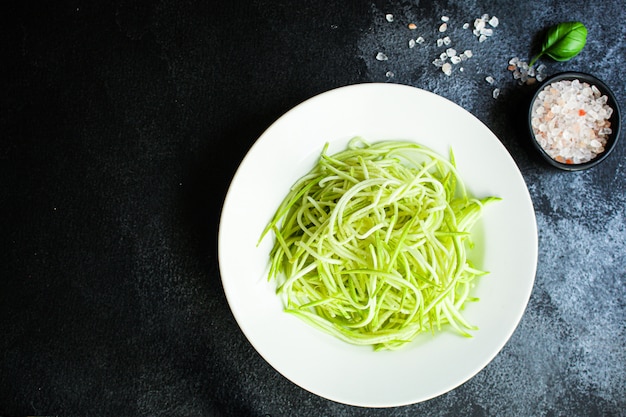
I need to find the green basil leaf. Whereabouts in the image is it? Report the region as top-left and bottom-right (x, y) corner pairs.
(543, 22), (587, 60)
(529, 21), (587, 67)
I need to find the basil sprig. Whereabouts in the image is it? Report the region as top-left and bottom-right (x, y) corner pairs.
(529, 21), (587, 67)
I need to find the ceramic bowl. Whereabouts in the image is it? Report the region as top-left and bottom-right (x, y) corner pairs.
(528, 71), (621, 171)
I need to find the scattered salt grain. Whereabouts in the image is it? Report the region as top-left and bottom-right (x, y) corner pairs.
(492, 88), (500, 99)
(385, 71), (395, 78)
(536, 64), (547, 82)
(531, 79), (614, 164)
(376, 52), (388, 61)
(446, 48), (457, 57)
(432, 58), (444, 68)
(442, 62), (452, 76)
(439, 23), (448, 32)
(437, 38), (444, 47)
(416, 36), (425, 44)
(485, 76), (495, 84)
(472, 14), (498, 41)
(441, 16), (449, 22)
(462, 22), (470, 29)
(507, 57), (546, 85)
(443, 36), (452, 46)
(409, 39), (416, 48)
(386, 14), (394, 22)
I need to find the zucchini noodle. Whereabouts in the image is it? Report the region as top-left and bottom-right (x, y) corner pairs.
(259, 138), (499, 350)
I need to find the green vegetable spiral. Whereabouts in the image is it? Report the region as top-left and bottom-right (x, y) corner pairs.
(259, 138), (499, 350)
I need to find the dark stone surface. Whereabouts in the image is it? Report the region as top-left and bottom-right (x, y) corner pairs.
(1, 1), (624, 416)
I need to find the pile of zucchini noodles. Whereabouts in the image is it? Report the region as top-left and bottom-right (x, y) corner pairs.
(259, 138), (499, 350)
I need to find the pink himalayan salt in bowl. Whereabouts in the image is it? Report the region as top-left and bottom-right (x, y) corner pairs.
(528, 72), (621, 171)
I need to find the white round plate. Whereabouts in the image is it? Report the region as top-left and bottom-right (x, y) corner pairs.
(218, 83), (537, 407)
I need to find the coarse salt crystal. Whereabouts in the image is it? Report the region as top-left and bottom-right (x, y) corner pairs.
(376, 52), (388, 61)
(442, 62), (452, 75)
(416, 36), (425, 44)
(439, 23), (448, 32)
(386, 14), (394, 22)
(531, 79), (614, 164)
(432, 58), (444, 68)
(507, 57), (547, 84)
(488, 16), (499, 27)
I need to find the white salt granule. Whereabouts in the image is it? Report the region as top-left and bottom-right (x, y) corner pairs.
(507, 57), (547, 85)
(531, 79), (614, 164)
(376, 52), (388, 61)
(472, 14), (497, 41)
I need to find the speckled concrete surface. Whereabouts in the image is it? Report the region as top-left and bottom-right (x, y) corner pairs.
(2, 0), (624, 416)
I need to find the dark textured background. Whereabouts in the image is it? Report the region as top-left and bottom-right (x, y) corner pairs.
(1, 1), (624, 416)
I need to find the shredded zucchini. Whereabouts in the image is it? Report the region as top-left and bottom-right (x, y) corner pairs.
(259, 138), (499, 350)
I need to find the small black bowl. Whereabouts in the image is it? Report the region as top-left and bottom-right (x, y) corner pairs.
(528, 71), (621, 171)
